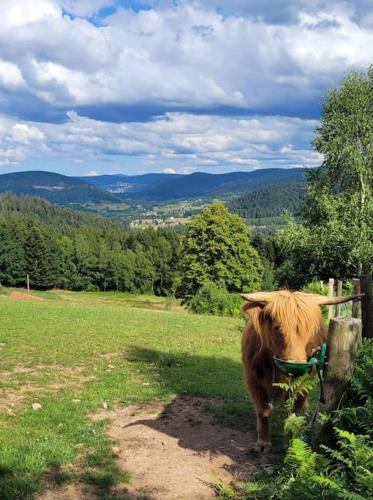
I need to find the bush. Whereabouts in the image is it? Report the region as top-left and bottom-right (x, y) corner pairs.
(188, 282), (242, 317)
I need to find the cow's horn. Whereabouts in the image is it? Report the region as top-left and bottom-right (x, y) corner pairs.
(241, 292), (276, 303)
(315, 294), (364, 306)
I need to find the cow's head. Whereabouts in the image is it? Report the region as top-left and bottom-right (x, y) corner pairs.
(241, 290), (361, 363)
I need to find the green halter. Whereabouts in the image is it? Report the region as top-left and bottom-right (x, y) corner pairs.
(273, 343), (327, 403)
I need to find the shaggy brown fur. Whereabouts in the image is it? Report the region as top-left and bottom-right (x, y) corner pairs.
(241, 291), (327, 453)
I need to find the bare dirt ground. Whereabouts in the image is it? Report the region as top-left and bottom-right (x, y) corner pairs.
(40, 396), (277, 499)
(99, 397), (268, 499)
(9, 291), (44, 301)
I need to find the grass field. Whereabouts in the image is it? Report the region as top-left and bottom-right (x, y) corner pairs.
(0, 289), (252, 499)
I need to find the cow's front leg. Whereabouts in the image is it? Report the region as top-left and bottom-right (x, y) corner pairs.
(245, 373), (273, 453)
(255, 401), (273, 453)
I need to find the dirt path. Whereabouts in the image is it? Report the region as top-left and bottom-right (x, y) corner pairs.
(41, 396), (275, 499)
(96, 396), (268, 499)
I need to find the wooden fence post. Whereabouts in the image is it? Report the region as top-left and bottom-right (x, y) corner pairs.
(335, 280), (343, 317)
(26, 274), (30, 293)
(352, 278), (361, 318)
(311, 317), (362, 449)
(328, 278), (335, 321)
(360, 275), (373, 338)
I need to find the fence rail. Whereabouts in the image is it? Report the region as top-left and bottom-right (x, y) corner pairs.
(325, 275), (372, 338)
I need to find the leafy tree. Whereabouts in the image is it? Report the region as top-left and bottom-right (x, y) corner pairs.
(278, 66), (373, 286)
(178, 203), (263, 301)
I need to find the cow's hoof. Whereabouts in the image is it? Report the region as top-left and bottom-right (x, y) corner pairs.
(256, 440), (272, 454)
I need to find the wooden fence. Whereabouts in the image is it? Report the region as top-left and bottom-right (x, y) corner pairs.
(322, 275), (372, 339)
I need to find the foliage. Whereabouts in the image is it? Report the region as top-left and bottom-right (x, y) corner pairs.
(178, 203), (263, 301)
(277, 66), (373, 286)
(274, 374), (318, 416)
(227, 182), (305, 220)
(0, 193), (180, 293)
(188, 282), (242, 317)
(322, 339), (373, 440)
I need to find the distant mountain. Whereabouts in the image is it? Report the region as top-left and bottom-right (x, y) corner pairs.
(79, 168), (306, 201)
(129, 168), (306, 200)
(76, 173), (183, 194)
(0, 171), (120, 205)
(227, 182), (305, 220)
(0, 168), (307, 208)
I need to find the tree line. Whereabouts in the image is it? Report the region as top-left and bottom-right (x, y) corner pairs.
(0, 193), (265, 301)
(0, 193), (180, 294)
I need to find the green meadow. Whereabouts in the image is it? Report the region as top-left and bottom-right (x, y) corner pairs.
(0, 289), (253, 499)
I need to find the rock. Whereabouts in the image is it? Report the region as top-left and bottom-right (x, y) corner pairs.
(263, 466), (275, 476)
(161, 441), (166, 446)
(32, 403), (42, 411)
(72, 399), (81, 404)
(112, 446), (121, 455)
(102, 401), (108, 409)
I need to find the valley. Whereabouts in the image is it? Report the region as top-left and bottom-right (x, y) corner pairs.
(0, 169), (306, 231)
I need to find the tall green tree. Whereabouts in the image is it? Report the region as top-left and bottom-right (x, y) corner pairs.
(277, 66), (373, 286)
(178, 203), (263, 300)
(0, 217), (26, 286)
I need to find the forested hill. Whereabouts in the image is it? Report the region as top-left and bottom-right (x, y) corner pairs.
(0, 193), (115, 232)
(227, 182), (305, 220)
(0, 193), (180, 294)
(126, 168), (306, 200)
(76, 168), (306, 201)
(0, 171), (120, 204)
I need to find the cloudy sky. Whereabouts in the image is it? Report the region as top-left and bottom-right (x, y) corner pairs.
(0, 0), (372, 176)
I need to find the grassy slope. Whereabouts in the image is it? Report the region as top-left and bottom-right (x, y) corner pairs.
(0, 290), (250, 498)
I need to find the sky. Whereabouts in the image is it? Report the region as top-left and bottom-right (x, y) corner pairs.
(0, 0), (372, 176)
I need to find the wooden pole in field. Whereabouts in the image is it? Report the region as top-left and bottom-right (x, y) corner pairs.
(335, 280), (343, 317)
(26, 274), (30, 293)
(328, 278), (335, 320)
(360, 275), (373, 338)
(352, 278), (361, 318)
(311, 317), (362, 450)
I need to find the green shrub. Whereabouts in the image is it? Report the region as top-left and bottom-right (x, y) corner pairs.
(188, 282), (242, 317)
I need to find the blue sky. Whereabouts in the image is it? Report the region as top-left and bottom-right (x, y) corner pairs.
(0, 0), (372, 176)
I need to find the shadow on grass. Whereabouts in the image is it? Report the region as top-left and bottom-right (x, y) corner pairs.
(0, 454), (130, 500)
(0, 347), (283, 499)
(126, 346), (256, 432)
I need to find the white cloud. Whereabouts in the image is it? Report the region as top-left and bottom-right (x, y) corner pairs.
(162, 168), (176, 174)
(85, 170), (99, 176)
(11, 124), (45, 144)
(0, 60), (26, 89)
(0, 116), (45, 167)
(0, 110), (319, 171)
(0, 1), (371, 114)
(0, 1), (371, 173)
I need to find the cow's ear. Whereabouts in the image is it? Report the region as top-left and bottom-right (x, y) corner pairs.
(241, 297), (266, 318)
(241, 301), (264, 313)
